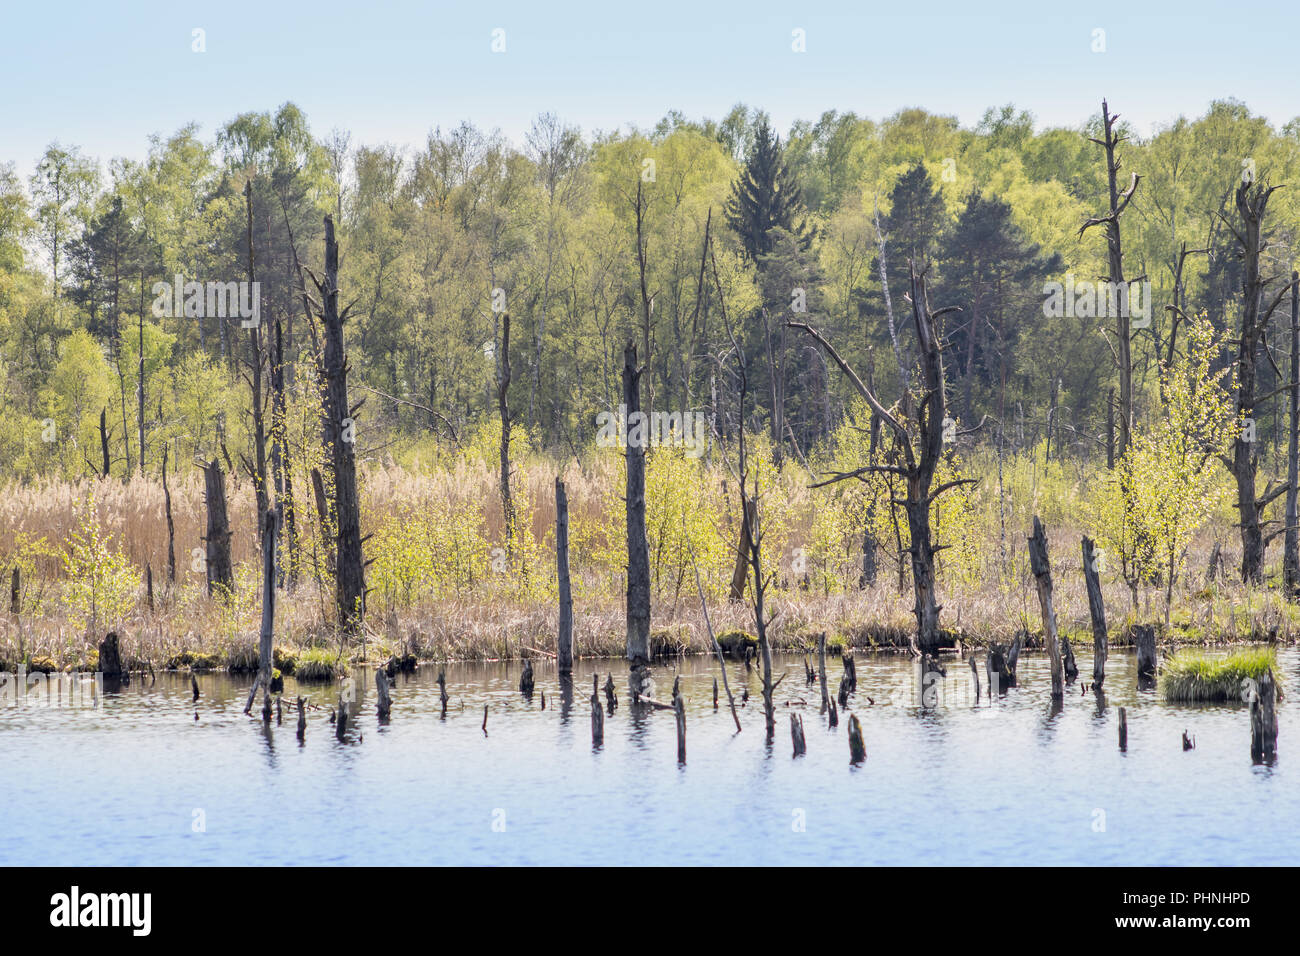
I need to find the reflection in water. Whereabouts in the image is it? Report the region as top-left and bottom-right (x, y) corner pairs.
(0, 648), (1295, 865)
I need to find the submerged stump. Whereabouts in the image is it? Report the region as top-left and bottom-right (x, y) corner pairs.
(847, 713), (866, 764)
(1250, 669), (1278, 763)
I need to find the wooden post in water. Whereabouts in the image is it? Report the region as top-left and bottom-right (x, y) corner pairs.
(969, 654), (980, 702)
(817, 633), (830, 714)
(296, 696), (306, 739)
(482, 704), (489, 736)
(1028, 516), (1064, 700)
(847, 713), (865, 763)
(1082, 535), (1108, 689)
(713, 677), (718, 710)
(437, 668), (448, 717)
(604, 673), (617, 713)
(828, 698), (838, 728)
(1135, 625), (1157, 689)
(591, 687), (604, 745)
(191, 673), (199, 701)
(555, 477), (574, 676)
(376, 668), (392, 719)
(1250, 669), (1278, 762)
(519, 657), (534, 694)
(336, 690), (347, 740)
(790, 713), (806, 757)
(1118, 706), (1127, 751)
(674, 692), (686, 763)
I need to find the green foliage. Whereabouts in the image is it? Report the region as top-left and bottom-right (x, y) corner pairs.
(60, 495), (138, 633)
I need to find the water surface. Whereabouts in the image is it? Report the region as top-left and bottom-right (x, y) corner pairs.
(1, 648), (1294, 865)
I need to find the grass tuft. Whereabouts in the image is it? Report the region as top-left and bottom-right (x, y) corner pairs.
(1158, 646), (1281, 703)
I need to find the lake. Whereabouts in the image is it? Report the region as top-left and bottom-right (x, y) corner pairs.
(1, 647), (1293, 865)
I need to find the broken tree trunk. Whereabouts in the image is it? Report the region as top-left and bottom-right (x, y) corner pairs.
(1028, 516), (1064, 700)
(847, 713), (866, 763)
(555, 477), (574, 675)
(98, 631), (124, 682)
(1082, 535), (1108, 689)
(1135, 624), (1157, 689)
(202, 459), (233, 597)
(817, 632), (830, 714)
(520, 657), (534, 695)
(969, 654), (980, 702)
(1286, 273), (1300, 596)
(791, 713), (806, 757)
(1118, 706), (1128, 751)
(1250, 669), (1278, 762)
(591, 677), (604, 745)
(623, 341), (652, 698)
(376, 668), (392, 719)
(314, 214), (366, 631)
(162, 445), (176, 584)
(296, 696), (306, 739)
(244, 508), (278, 715)
(674, 691), (686, 763)
(310, 466), (336, 576)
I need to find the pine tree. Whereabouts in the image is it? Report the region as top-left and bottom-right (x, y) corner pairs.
(725, 120), (809, 261)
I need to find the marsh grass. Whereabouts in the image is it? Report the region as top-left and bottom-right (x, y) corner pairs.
(1158, 647), (1281, 703)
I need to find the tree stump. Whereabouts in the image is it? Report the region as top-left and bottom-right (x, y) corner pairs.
(1250, 669), (1278, 763)
(828, 698), (838, 728)
(713, 676), (718, 710)
(674, 693), (686, 764)
(1118, 706), (1127, 751)
(555, 477), (574, 676)
(98, 632), (125, 682)
(376, 668), (392, 720)
(604, 672), (617, 713)
(969, 654), (981, 702)
(1082, 535), (1108, 688)
(847, 713), (866, 764)
(296, 696), (306, 740)
(817, 633), (830, 714)
(519, 657), (534, 695)
(1135, 625), (1157, 689)
(191, 673), (199, 701)
(591, 691), (604, 745)
(336, 691), (347, 740)
(1028, 516), (1064, 700)
(790, 713), (806, 757)
(437, 668), (448, 717)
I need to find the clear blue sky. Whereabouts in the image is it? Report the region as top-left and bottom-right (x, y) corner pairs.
(2, 0), (1297, 173)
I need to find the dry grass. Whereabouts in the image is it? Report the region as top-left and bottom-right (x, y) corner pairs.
(2, 458), (1298, 673)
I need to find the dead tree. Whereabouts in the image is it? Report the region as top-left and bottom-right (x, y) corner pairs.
(271, 318), (298, 586)
(1284, 273), (1300, 595)
(1219, 180), (1295, 584)
(241, 182), (270, 548)
(847, 713), (866, 764)
(202, 459), (233, 597)
(1079, 99), (1141, 465)
(1250, 669), (1278, 762)
(1025, 512), (1066, 702)
(309, 215), (366, 630)
(1082, 535), (1108, 688)
(98, 408), (111, 477)
(791, 263), (969, 654)
(1135, 624), (1157, 689)
(790, 713), (806, 757)
(244, 508), (279, 715)
(162, 445), (176, 585)
(497, 311), (516, 560)
(555, 477), (574, 675)
(817, 633), (830, 714)
(727, 498), (756, 602)
(623, 341), (652, 699)
(375, 668), (392, 720)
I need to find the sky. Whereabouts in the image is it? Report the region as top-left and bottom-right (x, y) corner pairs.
(2, 0), (1298, 175)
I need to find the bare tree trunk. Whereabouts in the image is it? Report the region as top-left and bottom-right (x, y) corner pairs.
(1285, 273), (1300, 595)
(244, 507), (278, 715)
(555, 476), (574, 675)
(313, 215), (366, 631)
(498, 312), (515, 559)
(728, 498), (756, 602)
(623, 341), (652, 696)
(1082, 535), (1107, 688)
(1250, 669), (1278, 762)
(244, 182), (270, 540)
(1081, 100), (1140, 465)
(1028, 516), (1064, 700)
(311, 467), (336, 577)
(202, 459), (233, 597)
(1228, 182), (1290, 585)
(271, 318), (297, 586)
(98, 408), (111, 478)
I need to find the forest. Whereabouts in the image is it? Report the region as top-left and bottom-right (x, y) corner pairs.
(2, 96), (1299, 683)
